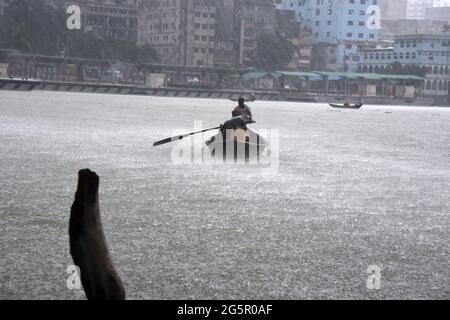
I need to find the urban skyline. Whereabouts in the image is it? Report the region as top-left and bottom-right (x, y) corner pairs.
(0, 0), (448, 100)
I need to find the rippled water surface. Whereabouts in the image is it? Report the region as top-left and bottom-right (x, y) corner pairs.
(0, 91), (449, 299)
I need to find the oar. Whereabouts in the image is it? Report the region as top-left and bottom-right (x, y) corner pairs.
(153, 126), (222, 147)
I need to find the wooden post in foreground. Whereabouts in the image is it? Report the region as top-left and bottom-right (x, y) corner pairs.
(69, 169), (125, 300)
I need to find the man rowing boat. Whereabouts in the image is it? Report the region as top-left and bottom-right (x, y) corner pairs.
(232, 97), (253, 121)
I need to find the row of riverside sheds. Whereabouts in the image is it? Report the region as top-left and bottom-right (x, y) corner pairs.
(241, 71), (425, 99)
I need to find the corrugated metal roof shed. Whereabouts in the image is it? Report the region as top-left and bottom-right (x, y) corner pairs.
(242, 72), (282, 81)
(242, 71), (424, 81)
(276, 71), (323, 80)
(315, 71), (424, 81)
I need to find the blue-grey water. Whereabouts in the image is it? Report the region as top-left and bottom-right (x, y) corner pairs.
(0, 90), (449, 300)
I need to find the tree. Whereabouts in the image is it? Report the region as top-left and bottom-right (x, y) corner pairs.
(137, 44), (160, 64)
(254, 33), (295, 70)
(0, 0), (160, 64)
(0, 0), (66, 55)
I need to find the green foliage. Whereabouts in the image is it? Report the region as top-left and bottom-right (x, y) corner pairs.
(0, 0), (64, 54)
(254, 33), (295, 70)
(136, 44), (160, 64)
(0, 0), (159, 63)
(378, 61), (427, 77)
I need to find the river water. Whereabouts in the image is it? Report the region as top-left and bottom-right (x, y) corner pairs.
(0, 90), (449, 299)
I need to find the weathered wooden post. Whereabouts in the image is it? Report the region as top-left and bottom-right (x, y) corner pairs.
(69, 169), (125, 300)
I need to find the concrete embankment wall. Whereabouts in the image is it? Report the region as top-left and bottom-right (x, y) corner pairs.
(0, 78), (281, 101)
(0, 78), (441, 106)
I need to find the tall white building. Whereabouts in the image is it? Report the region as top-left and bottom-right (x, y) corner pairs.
(426, 6), (450, 23)
(276, 0), (381, 71)
(380, 0), (408, 20)
(433, 0), (450, 7)
(406, 0), (450, 19)
(357, 33), (450, 97)
(407, 0), (434, 20)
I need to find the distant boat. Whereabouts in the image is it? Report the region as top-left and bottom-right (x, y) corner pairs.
(329, 103), (363, 110)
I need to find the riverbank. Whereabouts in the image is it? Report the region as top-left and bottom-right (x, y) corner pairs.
(0, 78), (441, 107)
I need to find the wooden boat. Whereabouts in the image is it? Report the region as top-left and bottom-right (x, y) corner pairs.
(329, 103), (363, 109)
(205, 128), (267, 160)
(205, 116), (267, 160)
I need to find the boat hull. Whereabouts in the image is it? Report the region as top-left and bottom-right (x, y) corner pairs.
(205, 128), (267, 161)
(329, 103), (363, 109)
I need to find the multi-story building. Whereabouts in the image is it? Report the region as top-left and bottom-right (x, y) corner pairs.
(380, 19), (448, 41)
(357, 33), (450, 97)
(275, 9), (312, 70)
(275, 8), (300, 39)
(138, 0), (180, 65)
(138, 0), (217, 67)
(406, 0), (434, 20)
(214, 0), (236, 67)
(357, 46), (395, 72)
(138, 0), (275, 67)
(234, 0), (275, 66)
(187, 0), (217, 67)
(61, 0), (141, 42)
(380, 0), (408, 20)
(214, 0), (276, 67)
(276, 0), (381, 71)
(433, 0), (450, 7)
(425, 6), (450, 23)
(311, 43), (338, 71)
